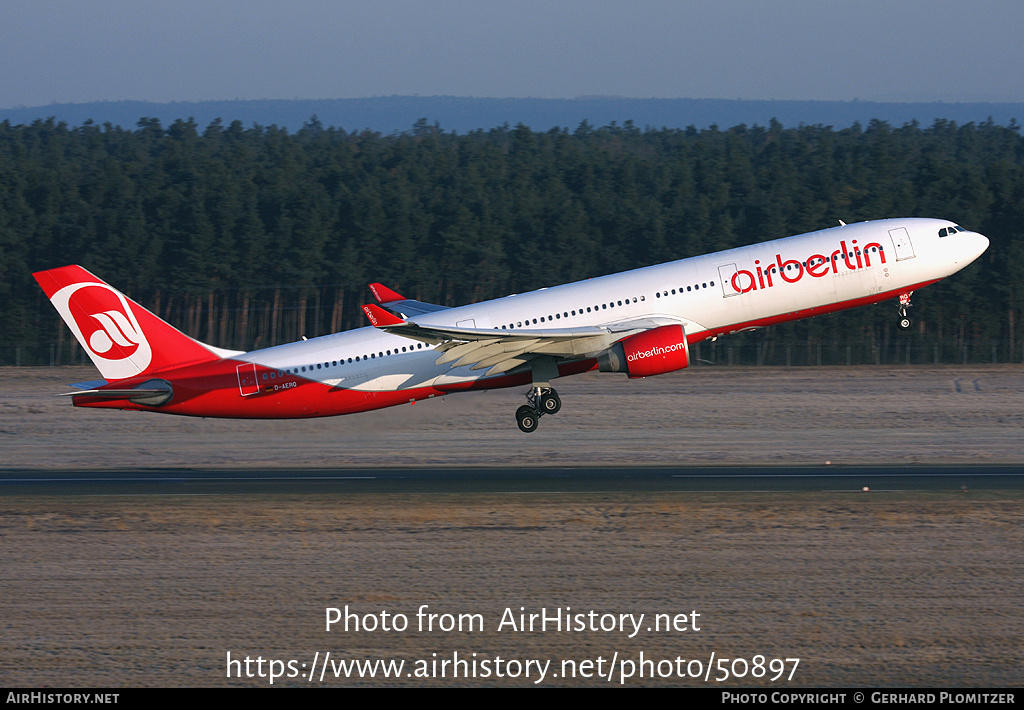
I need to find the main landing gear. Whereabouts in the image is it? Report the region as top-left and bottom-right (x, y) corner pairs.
(515, 386), (561, 433)
(897, 291), (914, 331)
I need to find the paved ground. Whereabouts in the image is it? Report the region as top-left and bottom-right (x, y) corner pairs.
(1, 365), (1021, 687)
(2, 491), (1021, 687)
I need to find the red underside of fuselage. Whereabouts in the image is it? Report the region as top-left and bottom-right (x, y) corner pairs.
(72, 280), (935, 419)
(71, 356), (599, 419)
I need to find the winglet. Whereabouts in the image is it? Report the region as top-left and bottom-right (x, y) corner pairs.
(369, 283), (406, 304)
(362, 304), (406, 327)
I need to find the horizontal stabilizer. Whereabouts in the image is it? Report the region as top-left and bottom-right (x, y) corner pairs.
(59, 379), (174, 406)
(58, 388), (168, 398)
(69, 380), (108, 390)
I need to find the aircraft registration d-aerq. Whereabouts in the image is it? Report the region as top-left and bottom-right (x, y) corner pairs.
(35, 218), (988, 432)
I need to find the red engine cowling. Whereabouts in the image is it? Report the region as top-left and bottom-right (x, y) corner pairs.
(597, 324), (690, 378)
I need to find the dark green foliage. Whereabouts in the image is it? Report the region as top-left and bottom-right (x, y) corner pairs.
(2, 116), (1021, 365)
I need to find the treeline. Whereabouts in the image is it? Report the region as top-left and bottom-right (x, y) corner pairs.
(2, 115), (1021, 366)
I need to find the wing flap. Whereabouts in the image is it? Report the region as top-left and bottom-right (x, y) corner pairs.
(435, 339), (492, 365)
(450, 339), (541, 368)
(472, 350), (536, 370)
(485, 356), (534, 376)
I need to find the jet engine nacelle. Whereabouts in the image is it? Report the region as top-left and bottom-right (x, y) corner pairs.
(596, 324), (690, 378)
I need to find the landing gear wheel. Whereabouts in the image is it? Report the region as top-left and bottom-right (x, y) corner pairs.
(898, 317), (912, 331)
(540, 390), (561, 414)
(516, 405), (539, 433)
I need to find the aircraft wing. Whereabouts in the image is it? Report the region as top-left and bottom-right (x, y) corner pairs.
(361, 304), (685, 376)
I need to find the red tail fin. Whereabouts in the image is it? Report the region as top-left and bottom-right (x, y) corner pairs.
(33, 265), (230, 381)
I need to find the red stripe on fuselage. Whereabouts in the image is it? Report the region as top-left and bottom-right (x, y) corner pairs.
(71, 358), (447, 419)
(72, 356), (601, 419)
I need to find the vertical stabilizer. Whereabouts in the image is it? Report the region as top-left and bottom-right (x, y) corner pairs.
(34, 265), (233, 381)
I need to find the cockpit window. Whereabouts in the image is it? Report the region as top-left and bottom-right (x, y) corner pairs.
(939, 225), (966, 237)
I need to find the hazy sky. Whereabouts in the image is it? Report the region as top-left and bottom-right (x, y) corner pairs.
(3, 0), (1022, 108)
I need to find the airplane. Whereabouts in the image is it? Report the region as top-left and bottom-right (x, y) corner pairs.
(34, 217), (989, 432)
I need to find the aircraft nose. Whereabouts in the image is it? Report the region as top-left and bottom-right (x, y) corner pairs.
(972, 231), (991, 258)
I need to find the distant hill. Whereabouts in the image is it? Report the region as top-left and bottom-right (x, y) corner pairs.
(2, 96), (1022, 133)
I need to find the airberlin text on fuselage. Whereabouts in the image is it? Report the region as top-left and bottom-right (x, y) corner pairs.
(730, 240), (885, 294)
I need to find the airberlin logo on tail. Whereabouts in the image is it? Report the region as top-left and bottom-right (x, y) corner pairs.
(50, 281), (153, 379)
(729, 239), (886, 294)
(87, 310), (142, 353)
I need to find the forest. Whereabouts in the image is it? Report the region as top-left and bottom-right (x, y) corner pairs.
(1, 114), (1021, 367)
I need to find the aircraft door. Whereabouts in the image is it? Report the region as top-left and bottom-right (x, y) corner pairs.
(888, 227), (916, 261)
(236, 362), (260, 396)
(718, 264), (741, 297)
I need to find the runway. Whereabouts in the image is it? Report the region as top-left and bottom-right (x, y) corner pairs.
(3, 367), (1022, 686)
(4, 472), (1021, 687)
(2, 464), (1023, 495)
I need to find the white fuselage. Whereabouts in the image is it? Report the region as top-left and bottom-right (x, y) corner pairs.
(237, 218), (989, 393)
